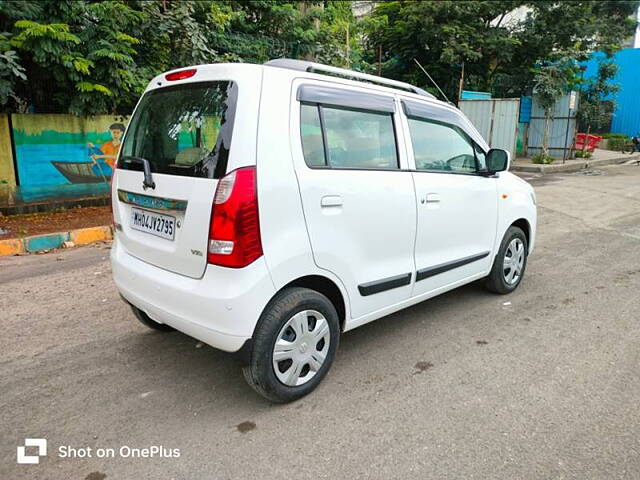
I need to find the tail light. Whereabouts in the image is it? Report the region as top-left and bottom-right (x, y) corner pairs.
(208, 167), (262, 268)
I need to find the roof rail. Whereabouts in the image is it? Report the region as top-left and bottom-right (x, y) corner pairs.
(264, 58), (435, 99)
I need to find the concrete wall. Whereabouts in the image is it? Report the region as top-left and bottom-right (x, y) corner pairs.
(0, 114), (16, 186)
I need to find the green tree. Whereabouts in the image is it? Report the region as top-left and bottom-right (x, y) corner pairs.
(532, 52), (581, 157)
(2, 0), (145, 115)
(578, 59), (619, 140)
(362, 0), (523, 99)
(0, 0), (363, 115)
(363, 1), (639, 100)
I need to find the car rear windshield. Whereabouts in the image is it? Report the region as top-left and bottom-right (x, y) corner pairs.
(118, 81), (237, 179)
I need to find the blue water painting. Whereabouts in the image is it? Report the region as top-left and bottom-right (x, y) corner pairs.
(16, 144), (112, 187)
(13, 143), (112, 203)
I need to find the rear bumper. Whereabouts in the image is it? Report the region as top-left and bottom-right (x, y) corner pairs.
(111, 239), (276, 352)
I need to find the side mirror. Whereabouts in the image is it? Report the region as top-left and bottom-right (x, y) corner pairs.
(486, 148), (510, 173)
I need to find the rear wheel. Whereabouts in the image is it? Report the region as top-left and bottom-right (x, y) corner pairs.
(243, 287), (340, 403)
(485, 226), (528, 294)
(130, 305), (175, 332)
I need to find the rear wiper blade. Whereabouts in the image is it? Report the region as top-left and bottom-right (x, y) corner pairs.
(121, 156), (156, 190)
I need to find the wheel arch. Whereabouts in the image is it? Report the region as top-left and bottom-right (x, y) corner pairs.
(280, 275), (347, 332)
(510, 218), (531, 246)
(235, 274), (347, 366)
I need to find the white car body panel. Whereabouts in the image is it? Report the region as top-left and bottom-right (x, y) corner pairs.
(111, 62), (537, 353)
(112, 64), (263, 279)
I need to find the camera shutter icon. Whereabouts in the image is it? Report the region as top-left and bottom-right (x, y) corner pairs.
(17, 438), (47, 464)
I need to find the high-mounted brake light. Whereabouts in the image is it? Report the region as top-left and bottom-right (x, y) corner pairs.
(165, 69), (197, 81)
(208, 167), (262, 268)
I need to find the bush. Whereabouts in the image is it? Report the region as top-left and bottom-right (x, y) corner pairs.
(607, 137), (628, 152)
(601, 133), (628, 140)
(531, 154), (555, 164)
(574, 149), (593, 158)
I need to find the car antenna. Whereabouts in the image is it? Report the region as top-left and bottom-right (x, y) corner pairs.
(413, 58), (454, 106)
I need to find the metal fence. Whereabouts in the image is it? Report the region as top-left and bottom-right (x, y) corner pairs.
(459, 98), (520, 155)
(526, 92), (579, 159)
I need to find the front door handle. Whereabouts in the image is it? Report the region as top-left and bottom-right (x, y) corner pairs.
(423, 193), (440, 204)
(321, 195), (343, 207)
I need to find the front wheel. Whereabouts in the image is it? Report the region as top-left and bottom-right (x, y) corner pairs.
(485, 226), (528, 294)
(243, 287), (340, 403)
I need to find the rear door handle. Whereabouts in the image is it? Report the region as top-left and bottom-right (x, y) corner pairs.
(423, 193), (440, 204)
(321, 195), (343, 207)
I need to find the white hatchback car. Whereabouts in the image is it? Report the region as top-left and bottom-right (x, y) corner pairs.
(111, 59), (536, 402)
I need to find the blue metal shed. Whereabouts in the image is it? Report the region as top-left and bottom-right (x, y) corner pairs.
(583, 48), (640, 136)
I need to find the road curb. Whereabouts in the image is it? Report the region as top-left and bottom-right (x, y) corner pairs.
(511, 154), (638, 174)
(0, 225), (112, 256)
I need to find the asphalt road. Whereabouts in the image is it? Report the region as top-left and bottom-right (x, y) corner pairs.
(2, 164), (640, 480)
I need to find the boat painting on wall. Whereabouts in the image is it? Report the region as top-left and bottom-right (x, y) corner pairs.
(11, 114), (128, 201)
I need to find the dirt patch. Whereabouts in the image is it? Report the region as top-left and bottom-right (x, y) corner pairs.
(236, 421), (256, 433)
(413, 361), (434, 373)
(0, 206), (111, 239)
(85, 473), (107, 480)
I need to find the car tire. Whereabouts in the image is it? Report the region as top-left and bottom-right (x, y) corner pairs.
(242, 287), (340, 403)
(485, 226), (528, 294)
(130, 305), (175, 332)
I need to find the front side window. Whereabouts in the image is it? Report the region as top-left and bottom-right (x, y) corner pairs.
(119, 81), (237, 179)
(300, 103), (398, 170)
(407, 118), (478, 173)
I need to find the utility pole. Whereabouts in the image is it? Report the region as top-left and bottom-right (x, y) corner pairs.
(457, 61), (465, 105)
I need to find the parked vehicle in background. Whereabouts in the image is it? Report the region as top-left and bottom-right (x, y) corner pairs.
(110, 60), (537, 402)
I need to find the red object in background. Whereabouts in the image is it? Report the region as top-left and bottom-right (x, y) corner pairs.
(575, 133), (603, 151)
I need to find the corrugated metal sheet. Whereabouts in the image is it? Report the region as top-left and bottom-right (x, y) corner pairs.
(527, 92), (578, 158)
(584, 48), (640, 137)
(459, 99), (520, 154)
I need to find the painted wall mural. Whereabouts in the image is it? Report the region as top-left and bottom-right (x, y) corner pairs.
(11, 114), (128, 202)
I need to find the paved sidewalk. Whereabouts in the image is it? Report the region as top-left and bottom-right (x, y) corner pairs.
(511, 149), (640, 174)
(0, 225), (112, 255)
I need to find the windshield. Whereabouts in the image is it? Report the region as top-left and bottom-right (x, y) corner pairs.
(118, 81), (237, 179)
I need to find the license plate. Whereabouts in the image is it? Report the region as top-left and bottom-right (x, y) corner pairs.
(130, 208), (176, 240)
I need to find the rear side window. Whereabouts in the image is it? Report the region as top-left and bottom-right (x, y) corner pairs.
(119, 81), (237, 179)
(300, 104), (398, 170)
(407, 118), (478, 173)
(300, 104), (325, 167)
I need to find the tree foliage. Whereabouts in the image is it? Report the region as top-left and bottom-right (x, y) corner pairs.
(578, 59), (619, 135)
(0, 0), (637, 116)
(363, 0), (638, 100)
(0, 0), (361, 115)
(532, 51), (581, 156)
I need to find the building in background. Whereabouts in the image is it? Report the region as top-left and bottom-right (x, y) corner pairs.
(352, 1), (374, 20)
